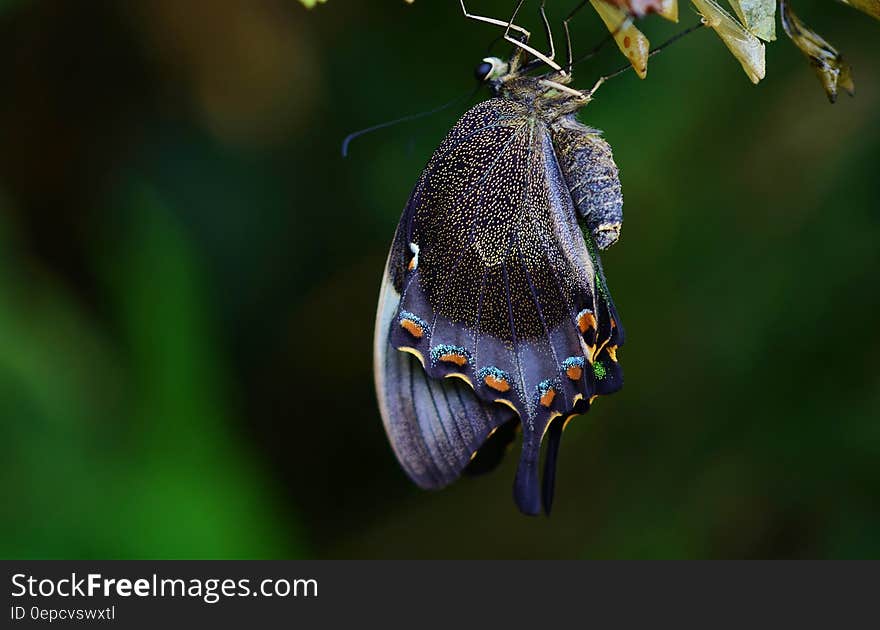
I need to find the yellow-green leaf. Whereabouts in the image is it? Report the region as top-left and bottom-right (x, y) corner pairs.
(590, 0), (651, 79)
(780, 0), (855, 102)
(729, 0), (776, 41)
(691, 0), (766, 84)
(299, 0), (327, 8)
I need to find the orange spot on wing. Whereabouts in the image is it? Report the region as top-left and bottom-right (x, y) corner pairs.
(566, 366), (583, 380)
(540, 388), (556, 408)
(607, 345), (618, 362)
(407, 258), (416, 271)
(484, 375), (510, 392)
(624, 36), (631, 48)
(400, 319), (424, 339)
(439, 353), (467, 367)
(577, 310), (597, 335)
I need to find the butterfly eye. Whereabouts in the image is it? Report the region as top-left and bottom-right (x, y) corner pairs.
(474, 60), (494, 82)
(474, 57), (508, 83)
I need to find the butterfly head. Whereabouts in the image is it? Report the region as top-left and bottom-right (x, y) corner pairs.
(474, 57), (509, 83)
(476, 57), (587, 115)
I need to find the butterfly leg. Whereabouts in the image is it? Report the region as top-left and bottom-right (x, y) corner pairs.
(563, 1), (632, 72)
(584, 75), (607, 99)
(539, 78), (588, 100)
(460, 0), (564, 74)
(459, 0), (531, 42)
(504, 0), (566, 74)
(538, 1), (556, 64)
(580, 19), (700, 99)
(562, 0), (588, 70)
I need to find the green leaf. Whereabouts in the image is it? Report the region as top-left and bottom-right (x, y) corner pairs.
(299, 0), (327, 8)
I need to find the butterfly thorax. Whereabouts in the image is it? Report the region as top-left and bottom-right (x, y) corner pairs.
(489, 72), (590, 121)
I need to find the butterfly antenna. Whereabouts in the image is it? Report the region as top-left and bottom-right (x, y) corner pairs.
(565, 30), (618, 72)
(649, 20), (706, 57)
(341, 85), (481, 158)
(584, 21), (705, 95)
(563, 6), (633, 73)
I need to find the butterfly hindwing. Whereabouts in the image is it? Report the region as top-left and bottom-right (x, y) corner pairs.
(375, 232), (517, 489)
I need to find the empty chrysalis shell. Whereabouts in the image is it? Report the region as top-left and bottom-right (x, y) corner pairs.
(728, 0), (777, 42)
(691, 0), (766, 84)
(590, 0), (651, 79)
(780, 0), (855, 102)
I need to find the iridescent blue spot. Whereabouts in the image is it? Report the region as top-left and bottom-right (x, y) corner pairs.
(537, 379), (555, 395)
(478, 366), (508, 381)
(562, 356), (585, 370)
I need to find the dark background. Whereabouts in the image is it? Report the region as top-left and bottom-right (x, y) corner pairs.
(1, 0), (877, 559)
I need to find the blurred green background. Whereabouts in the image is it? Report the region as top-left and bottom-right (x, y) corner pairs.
(1, 0), (877, 559)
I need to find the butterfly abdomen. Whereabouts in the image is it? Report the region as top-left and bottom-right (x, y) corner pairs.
(551, 117), (623, 250)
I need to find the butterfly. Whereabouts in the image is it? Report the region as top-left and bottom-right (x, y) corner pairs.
(374, 3), (625, 516)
